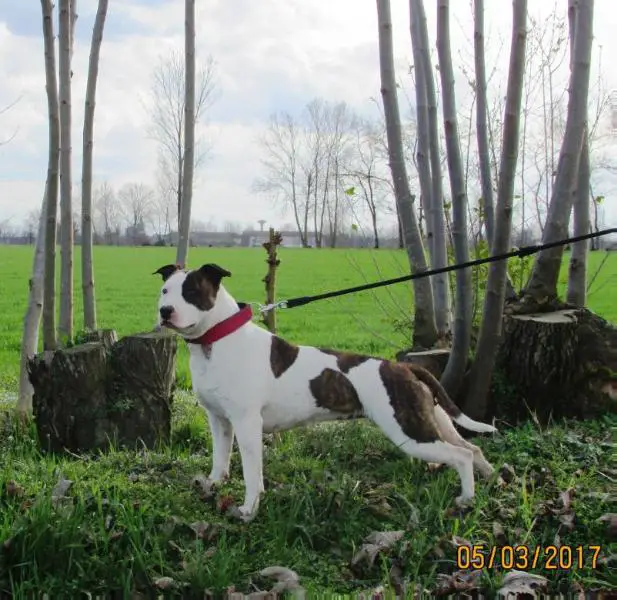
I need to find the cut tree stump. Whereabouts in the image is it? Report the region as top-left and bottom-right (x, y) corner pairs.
(395, 348), (453, 378)
(497, 308), (617, 421)
(28, 330), (176, 454)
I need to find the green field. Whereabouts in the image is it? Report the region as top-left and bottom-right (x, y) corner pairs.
(2, 245), (617, 392)
(0, 245), (615, 596)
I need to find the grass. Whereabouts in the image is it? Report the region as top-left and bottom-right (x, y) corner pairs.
(0, 244), (616, 595)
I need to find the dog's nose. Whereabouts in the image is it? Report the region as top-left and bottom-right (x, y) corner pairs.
(160, 305), (174, 321)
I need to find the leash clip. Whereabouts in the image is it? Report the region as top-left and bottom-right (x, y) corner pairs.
(256, 300), (288, 314)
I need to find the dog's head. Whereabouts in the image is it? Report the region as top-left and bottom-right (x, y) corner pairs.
(153, 263), (231, 334)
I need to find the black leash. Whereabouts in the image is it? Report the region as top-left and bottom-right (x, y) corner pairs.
(263, 227), (616, 311)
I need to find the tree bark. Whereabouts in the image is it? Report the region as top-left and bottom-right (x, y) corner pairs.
(41, 0), (60, 351)
(81, 0), (109, 330)
(497, 309), (617, 422)
(567, 0), (590, 307)
(473, 0), (494, 250)
(411, 0), (451, 337)
(176, 0), (196, 267)
(376, 0), (437, 349)
(28, 332), (176, 453)
(58, 0), (74, 342)
(435, 0), (473, 398)
(409, 1), (434, 256)
(18, 195), (48, 414)
(523, 0), (594, 306)
(464, 0), (527, 420)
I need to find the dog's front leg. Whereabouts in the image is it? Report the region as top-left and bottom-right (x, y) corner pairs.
(203, 410), (234, 493)
(227, 415), (264, 523)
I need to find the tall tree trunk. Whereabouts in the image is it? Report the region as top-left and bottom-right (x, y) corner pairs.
(81, 0), (108, 331)
(464, 0), (528, 419)
(58, 0), (74, 343)
(18, 196), (48, 414)
(473, 0), (517, 301)
(436, 0), (473, 398)
(567, 0), (590, 307)
(523, 0), (594, 305)
(377, 0), (437, 349)
(176, 0), (196, 268)
(41, 0), (60, 351)
(412, 0), (451, 337)
(473, 0), (494, 247)
(409, 1), (434, 258)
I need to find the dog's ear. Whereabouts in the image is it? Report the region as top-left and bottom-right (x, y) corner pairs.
(153, 264), (179, 281)
(198, 263), (232, 287)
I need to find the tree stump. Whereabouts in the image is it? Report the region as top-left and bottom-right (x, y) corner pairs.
(497, 309), (617, 421)
(395, 348), (453, 378)
(28, 331), (176, 454)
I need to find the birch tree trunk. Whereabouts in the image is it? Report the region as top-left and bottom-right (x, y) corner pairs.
(435, 0), (472, 398)
(18, 196), (48, 413)
(473, 0), (494, 248)
(566, 0), (590, 307)
(176, 0), (196, 268)
(523, 0), (594, 306)
(411, 0), (450, 337)
(81, 0), (109, 330)
(58, 0), (74, 342)
(473, 0), (517, 301)
(464, 0), (528, 419)
(376, 0), (438, 349)
(409, 1), (434, 256)
(41, 0), (60, 351)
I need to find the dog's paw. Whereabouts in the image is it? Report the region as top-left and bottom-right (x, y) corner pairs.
(192, 475), (218, 499)
(455, 495), (474, 509)
(227, 504), (257, 523)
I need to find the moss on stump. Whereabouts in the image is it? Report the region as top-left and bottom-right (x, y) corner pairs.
(496, 308), (617, 422)
(28, 330), (177, 454)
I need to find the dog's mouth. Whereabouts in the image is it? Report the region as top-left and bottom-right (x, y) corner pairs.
(160, 319), (196, 331)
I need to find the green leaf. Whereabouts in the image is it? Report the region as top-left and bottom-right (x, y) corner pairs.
(351, 223), (358, 231)
(594, 195), (604, 205)
(345, 187), (356, 196)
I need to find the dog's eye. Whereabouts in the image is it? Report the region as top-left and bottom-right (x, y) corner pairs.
(162, 288), (168, 295)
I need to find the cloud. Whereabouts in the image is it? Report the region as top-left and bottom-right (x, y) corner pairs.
(0, 0), (615, 234)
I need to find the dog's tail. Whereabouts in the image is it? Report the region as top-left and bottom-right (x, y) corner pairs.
(406, 363), (497, 433)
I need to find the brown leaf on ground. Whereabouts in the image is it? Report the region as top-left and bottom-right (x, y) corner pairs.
(153, 576), (176, 590)
(4, 480), (24, 498)
(496, 570), (548, 599)
(51, 476), (73, 507)
(260, 566), (305, 598)
(493, 521), (507, 545)
(499, 463), (516, 483)
(351, 530), (405, 568)
(598, 513), (617, 539)
(434, 569), (483, 596)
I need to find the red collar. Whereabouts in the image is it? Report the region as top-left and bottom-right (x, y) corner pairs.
(187, 303), (253, 346)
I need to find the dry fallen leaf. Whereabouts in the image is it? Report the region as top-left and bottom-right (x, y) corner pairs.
(260, 566), (305, 598)
(51, 476), (73, 509)
(434, 569), (483, 595)
(496, 570), (548, 599)
(598, 513), (617, 539)
(493, 521), (507, 545)
(153, 576), (176, 590)
(351, 530), (405, 567)
(4, 480), (24, 498)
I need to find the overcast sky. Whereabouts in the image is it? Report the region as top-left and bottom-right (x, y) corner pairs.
(0, 0), (615, 233)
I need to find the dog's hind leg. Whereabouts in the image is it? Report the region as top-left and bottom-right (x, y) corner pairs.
(380, 423), (476, 506)
(433, 405), (495, 479)
(228, 415), (265, 523)
(206, 410), (234, 483)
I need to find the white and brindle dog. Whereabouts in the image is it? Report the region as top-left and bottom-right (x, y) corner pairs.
(155, 263), (497, 522)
